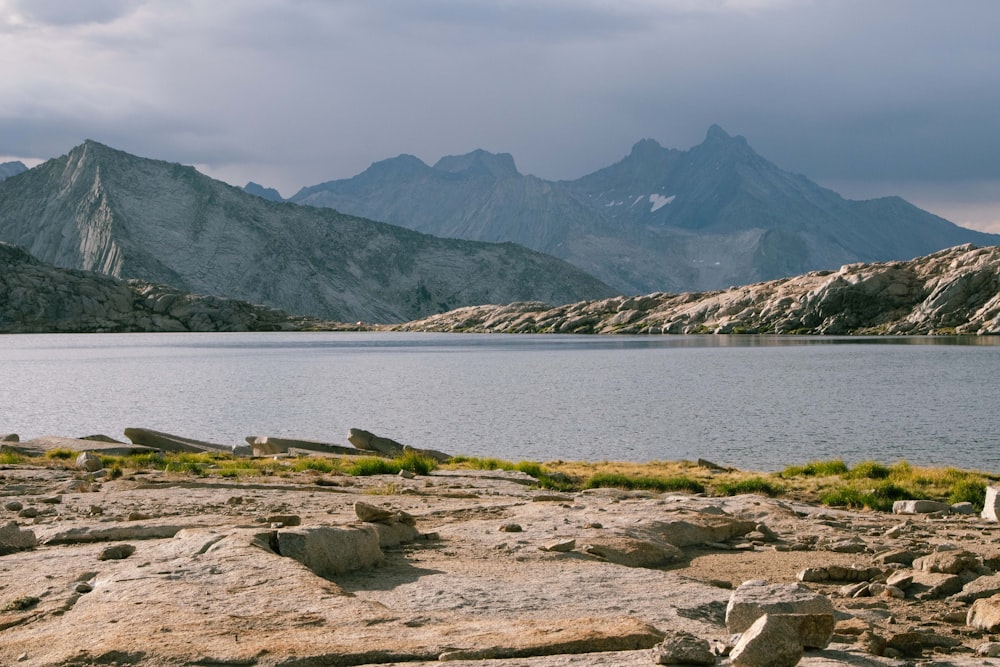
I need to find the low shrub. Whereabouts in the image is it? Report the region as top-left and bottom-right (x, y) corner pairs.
(0, 451), (27, 465)
(44, 448), (77, 460)
(396, 450), (438, 475)
(348, 457), (400, 476)
(289, 457), (339, 474)
(949, 478), (987, 510)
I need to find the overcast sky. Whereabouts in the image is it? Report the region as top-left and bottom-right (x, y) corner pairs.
(1, 0), (998, 232)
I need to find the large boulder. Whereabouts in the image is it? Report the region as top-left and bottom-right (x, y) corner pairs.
(76, 451), (103, 472)
(274, 525), (384, 577)
(725, 580), (834, 640)
(729, 614), (805, 667)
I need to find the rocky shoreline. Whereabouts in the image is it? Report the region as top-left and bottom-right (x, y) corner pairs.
(392, 244), (1000, 335)
(5, 435), (1000, 666)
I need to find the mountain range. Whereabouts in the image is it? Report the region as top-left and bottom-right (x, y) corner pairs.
(286, 125), (1000, 294)
(0, 142), (614, 323)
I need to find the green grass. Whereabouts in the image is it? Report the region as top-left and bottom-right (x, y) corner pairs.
(0, 451), (27, 465)
(714, 477), (785, 497)
(348, 456), (401, 476)
(584, 472), (705, 494)
(43, 448), (78, 460)
(819, 480), (924, 511)
(846, 461), (892, 480)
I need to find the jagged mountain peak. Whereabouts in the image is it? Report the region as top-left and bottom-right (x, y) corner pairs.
(433, 149), (519, 178)
(0, 160), (28, 181)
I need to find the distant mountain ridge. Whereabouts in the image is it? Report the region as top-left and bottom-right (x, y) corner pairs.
(290, 125), (1000, 294)
(0, 160), (27, 181)
(0, 141), (615, 323)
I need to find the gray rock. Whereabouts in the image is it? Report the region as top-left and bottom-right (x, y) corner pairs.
(542, 539), (576, 553)
(266, 515), (301, 527)
(893, 499), (952, 514)
(76, 451), (103, 472)
(652, 630), (716, 665)
(354, 501), (396, 524)
(906, 571), (964, 599)
(0, 521), (37, 555)
(725, 581), (834, 637)
(729, 614), (805, 667)
(125, 427), (231, 454)
(951, 502), (976, 515)
(5, 500), (24, 511)
(1, 433), (18, 442)
(246, 435), (358, 457)
(977, 642), (1000, 657)
(583, 535), (683, 568)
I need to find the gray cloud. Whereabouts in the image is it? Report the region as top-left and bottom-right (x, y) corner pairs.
(1, 0), (998, 231)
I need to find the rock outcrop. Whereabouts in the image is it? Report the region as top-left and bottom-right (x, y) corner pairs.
(393, 244), (1000, 335)
(0, 242), (346, 333)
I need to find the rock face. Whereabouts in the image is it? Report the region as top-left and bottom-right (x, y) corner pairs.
(290, 125), (1000, 294)
(0, 160), (27, 181)
(0, 242), (343, 333)
(394, 244), (1000, 335)
(0, 141), (615, 323)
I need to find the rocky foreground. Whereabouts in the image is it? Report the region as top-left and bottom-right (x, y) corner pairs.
(5, 444), (1000, 665)
(392, 244), (1000, 335)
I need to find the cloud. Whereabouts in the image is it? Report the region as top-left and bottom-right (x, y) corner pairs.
(0, 0), (997, 228)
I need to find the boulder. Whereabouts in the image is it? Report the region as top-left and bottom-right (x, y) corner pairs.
(1, 433), (18, 442)
(913, 549), (980, 574)
(983, 486), (1000, 521)
(98, 544), (136, 560)
(652, 630), (716, 665)
(892, 499), (952, 514)
(729, 614), (805, 667)
(4, 435), (157, 457)
(275, 525), (384, 577)
(968, 594), (1000, 632)
(582, 535), (683, 568)
(245, 435), (359, 457)
(76, 451), (103, 472)
(951, 573), (1000, 603)
(905, 571), (964, 599)
(348, 428), (451, 462)
(725, 580), (835, 638)
(124, 427), (232, 454)
(0, 521), (37, 555)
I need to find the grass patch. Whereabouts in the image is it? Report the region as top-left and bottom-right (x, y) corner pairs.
(714, 477), (784, 497)
(348, 456), (401, 476)
(0, 450), (27, 465)
(819, 480), (924, 511)
(949, 478), (987, 510)
(289, 457), (340, 474)
(584, 472), (705, 494)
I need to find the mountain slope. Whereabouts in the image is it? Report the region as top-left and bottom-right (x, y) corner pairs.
(290, 126), (1000, 294)
(0, 141), (615, 323)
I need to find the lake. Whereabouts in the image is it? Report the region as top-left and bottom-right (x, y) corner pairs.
(1, 332), (998, 471)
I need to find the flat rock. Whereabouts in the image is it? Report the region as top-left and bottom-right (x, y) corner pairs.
(913, 549), (980, 574)
(245, 435), (359, 456)
(969, 594), (1000, 632)
(651, 630), (715, 665)
(951, 573), (1000, 603)
(583, 535), (683, 568)
(893, 499), (952, 514)
(124, 427), (233, 453)
(4, 435), (158, 457)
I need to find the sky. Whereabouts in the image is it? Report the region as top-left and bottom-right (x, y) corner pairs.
(1, 0), (999, 233)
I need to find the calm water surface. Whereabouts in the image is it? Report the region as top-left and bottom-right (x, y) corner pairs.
(1, 332), (998, 471)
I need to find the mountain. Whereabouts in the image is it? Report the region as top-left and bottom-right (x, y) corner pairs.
(0, 141), (615, 323)
(243, 181), (285, 202)
(393, 244), (1000, 336)
(0, 242), (345, 333)
(290, 126), (1000, 294)
(0, 160), (27, 181)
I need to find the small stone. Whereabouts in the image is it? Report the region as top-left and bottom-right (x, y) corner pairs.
(5, 500), (24, 511)
(398, 469), (415, 479)
(266, 514), (301, 527)
(729, 614), (805, 667)
(977, 642), (1000, 657)
(127, 512), (151, 521)
(97, 544), (136, 560)
(951, 501), (975, 515)
(226, 496), (244, 505)
(542, 539), (576, 553)
(498, 523), (523, 533)
(0, 521), (37, 555)
(354, 501), (395, 523)
(968, 594), (1000, 631)
(652, 630), (715, 665)
(17, 507), (38, 519)
(39, 495), (62, 505)
(75, 582), (94, 593)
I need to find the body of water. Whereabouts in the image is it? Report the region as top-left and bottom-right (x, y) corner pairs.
(1, 332), (998, 471)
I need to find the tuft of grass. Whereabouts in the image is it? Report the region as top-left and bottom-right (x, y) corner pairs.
(780, 459), (849, 478)
(0, 451), (28, 465)
(2, 595), (40, 612)
(714, 477), (784, 497)
(584, 472), (705, 494)
(396, 450), (438, 475)
(949, 478), (987, 510)
(44, 448), (78, 460)
(348, 456), (400, 476)
(819, 480), (923, 511)
(847, 461), (891, 480)
(363, 482), (401, 495)
(289, 457), (340, 474)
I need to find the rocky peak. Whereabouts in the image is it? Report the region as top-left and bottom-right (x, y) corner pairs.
(243, 182), (284, 202)
(433, 149), (519, 179)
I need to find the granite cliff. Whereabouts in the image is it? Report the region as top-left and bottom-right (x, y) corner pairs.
(291, 126), (1000, 294)
(392, 244), (1000, 335)
(0, 141), (615, 323)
